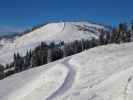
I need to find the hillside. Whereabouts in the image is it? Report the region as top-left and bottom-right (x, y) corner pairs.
(0, 21), (107, 64)
(15, 22), (105, 47)
(0, 42), (133, 100)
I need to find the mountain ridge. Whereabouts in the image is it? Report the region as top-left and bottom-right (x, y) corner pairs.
(0, 21), (111, 40)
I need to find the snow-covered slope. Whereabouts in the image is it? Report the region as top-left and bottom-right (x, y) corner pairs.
(1, 42), (133, 100)
(0, 21), (107, 64)
(15, 22), (105, 47)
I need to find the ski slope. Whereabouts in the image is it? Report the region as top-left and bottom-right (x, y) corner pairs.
(0, 42), (133, 100)
(0, 21), (106, 64)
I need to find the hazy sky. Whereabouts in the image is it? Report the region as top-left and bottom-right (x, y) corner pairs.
(0, 0), (133, 34)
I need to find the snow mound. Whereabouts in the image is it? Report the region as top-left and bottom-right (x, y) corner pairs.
(1, 42), (133, 100)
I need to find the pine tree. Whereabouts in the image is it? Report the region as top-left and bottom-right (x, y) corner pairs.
(90, 38), (99, 47)
(82, 39), (91, 50)
(126, 31), (131, 42)
(63, 43), (74, 56)
(131, 20), (133, 33)
(111, 28), (120, 44)
(51, 47), (63, 61)
(47, 42), (55, 63)
(31, 51), (41, 67)
(31, 42), (48, 67)
(105, 31), (111, 44)
(24, 50), (32, 69)
(118, 23), (129, 42)
(14, 53), (24, 72)
(0, 64), (4, 79)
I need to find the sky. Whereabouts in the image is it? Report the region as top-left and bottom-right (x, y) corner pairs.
(0, 0), (133, 35)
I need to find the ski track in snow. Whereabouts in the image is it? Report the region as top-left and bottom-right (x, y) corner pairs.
(61, 22), (66, 33)
(46, 58), (76, 100)
(123, 75), (133, 100)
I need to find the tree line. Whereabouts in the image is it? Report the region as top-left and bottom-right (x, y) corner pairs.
(0, 39), (99, 79)
(0, 21), (133, 80)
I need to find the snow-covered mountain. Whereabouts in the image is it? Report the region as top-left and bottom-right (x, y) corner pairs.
(0, 21), (108, 64)
(15, 22), (105, 46)
(0, 42), (133, 100)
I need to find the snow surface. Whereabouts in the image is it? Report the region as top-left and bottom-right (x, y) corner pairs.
(0, 21), (106, 64)
(1, 42), (133, 100)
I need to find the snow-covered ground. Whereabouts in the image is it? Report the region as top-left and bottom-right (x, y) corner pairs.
(1, 42), (133, 100)
(0, 21), (106, 64)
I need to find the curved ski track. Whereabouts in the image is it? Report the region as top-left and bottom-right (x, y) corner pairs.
(46, 58), (76, 100)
